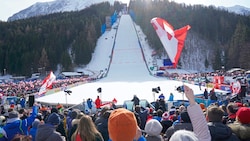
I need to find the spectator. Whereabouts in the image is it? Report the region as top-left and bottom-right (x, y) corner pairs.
(169, 130), (198, 141)
(160, 112), (173, 135)
(228, 107), (250, 140)
(134, 105), (148, 130)
(95, 107), (111, 141)
(206, 105), (240, 141)
(165, 111), (193, 140)
(226, 102), (238, 124)
(0, 105), (38, 141)
(152, 109), (163, 122)
(29, 119), (40, 141)
(143, 119), (164, 141)
(168, 93), (174, 102)
(68, 112), (84, 141)
(48, 108), (66, 138)
(131, 95), (140, 107)
(108, 108), (146, 141)
(169, 85), (211, 141)
(36, 112), (65, 141)
(87, 98), (93, 113)
(204, 89), (208, 99)
(67, 109), (80, 140)
(209, 88), (217, 102)
(71, 114), (104, 141)
(158, 94), (166, 112)
(95, 96), (102, 109)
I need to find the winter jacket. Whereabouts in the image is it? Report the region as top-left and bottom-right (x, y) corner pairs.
(0, 106), (38, 141)
(208, 122), (240, 141)
(96, 117), (109, 141)
(228, 122), (250, 141)
(36, 124), (65, 141)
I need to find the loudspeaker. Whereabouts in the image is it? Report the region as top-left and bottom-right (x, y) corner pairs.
(28, 95), (35, 107)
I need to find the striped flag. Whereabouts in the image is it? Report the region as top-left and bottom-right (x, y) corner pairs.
(38, 71), (56, 96)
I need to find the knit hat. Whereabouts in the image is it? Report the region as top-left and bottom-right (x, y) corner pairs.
(46, 113), (60, 125)
(169, 130), (198, 141)
(236, 107), (250, 124)
(108, 108), (137, 141)
(162, 112), (169, 121)
(144, 119), (163, 136)
(8, 111), (19, 119)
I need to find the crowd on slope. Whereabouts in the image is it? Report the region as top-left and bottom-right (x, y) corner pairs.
(0, 69), (249, 100)
(0, 76), (89, 98)
(0, 85), (249, 141)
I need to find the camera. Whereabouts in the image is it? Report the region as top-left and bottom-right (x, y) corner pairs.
(176, 85), (184, 93)
(64, 90), (72, 95)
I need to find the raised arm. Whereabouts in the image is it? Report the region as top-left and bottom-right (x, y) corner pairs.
(184, 85), (211, 141)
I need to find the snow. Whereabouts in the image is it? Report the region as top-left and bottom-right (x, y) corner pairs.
(36, 14), (225, 106)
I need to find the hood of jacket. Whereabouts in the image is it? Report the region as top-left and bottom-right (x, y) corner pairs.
(208, 122), (233, 140)
(228, 122), (250, 140)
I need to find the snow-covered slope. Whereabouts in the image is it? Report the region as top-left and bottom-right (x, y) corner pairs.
(8, 0), (116, 21)
(36, 14), (225, 105)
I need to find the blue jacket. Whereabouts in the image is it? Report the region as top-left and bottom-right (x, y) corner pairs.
(0, 106), (38, 141)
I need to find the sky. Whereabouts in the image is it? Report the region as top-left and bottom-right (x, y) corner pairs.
(36, 14), (227, 107)
(0, 0), (249, 21)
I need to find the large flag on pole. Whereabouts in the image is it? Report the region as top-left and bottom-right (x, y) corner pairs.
(151, 17), (191, 68)
(38, 71), (56, 96)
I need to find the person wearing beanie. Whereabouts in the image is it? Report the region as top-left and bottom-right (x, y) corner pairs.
(160, 112), (173, 135)
(45, 107), (66, 138)
(108, 108), (146, 141)
(144, 119), (164, 141)
(228, 107), (250, 140)
(36, 112), (65, 141)
(0, 105), (38, 141)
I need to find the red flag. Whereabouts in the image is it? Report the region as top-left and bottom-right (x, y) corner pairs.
(38, 71), (56, 95)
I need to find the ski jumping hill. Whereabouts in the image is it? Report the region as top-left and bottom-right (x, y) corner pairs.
(36, 14), (219, 106)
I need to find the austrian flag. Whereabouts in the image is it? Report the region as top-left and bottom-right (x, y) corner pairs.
(38, 71), (56, 95)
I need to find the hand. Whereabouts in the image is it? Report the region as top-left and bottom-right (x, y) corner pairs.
(184, 85), (195, 105)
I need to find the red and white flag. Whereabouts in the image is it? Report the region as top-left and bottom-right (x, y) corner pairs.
(38, 71), (56, 95)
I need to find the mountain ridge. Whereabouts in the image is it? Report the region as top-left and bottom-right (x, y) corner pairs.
(8, 0), (116, 21)
(8, 0), (250, 21)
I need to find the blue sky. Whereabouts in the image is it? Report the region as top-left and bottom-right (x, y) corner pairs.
(0, 0), (249, 21)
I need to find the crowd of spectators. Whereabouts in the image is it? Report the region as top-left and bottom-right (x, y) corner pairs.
(0, 84), (248, 141)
